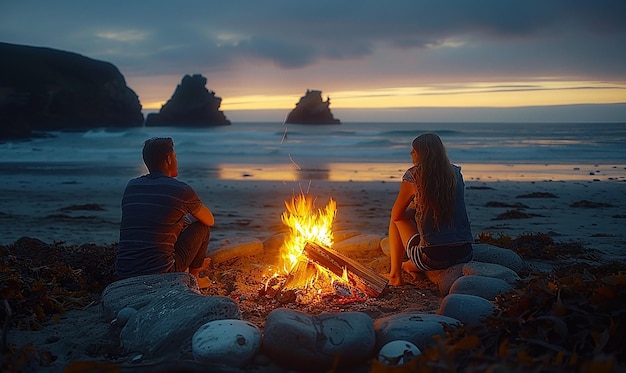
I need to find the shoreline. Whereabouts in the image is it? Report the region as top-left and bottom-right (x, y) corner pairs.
(1, 160), (625, 181)
(1, 172), (624, 258)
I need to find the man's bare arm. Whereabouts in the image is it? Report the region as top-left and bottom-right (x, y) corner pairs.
(193, 204), (215, 226)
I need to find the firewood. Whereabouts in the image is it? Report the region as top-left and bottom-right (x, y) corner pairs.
(275, 260), (318, 303)
(303, 242), (388, 297)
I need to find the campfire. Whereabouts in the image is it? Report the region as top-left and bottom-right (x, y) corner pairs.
(263, 193), (388, 304)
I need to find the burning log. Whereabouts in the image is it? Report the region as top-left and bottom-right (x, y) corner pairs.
(303, 242), (388, 297)
(275, 260), (319, 303)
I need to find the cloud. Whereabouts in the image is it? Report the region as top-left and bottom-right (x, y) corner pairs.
(1, 0), (624, 89)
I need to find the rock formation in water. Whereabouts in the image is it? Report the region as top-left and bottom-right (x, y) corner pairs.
(145, 74), (231, 127)
(285, 89), (340, 124)
(0, 42), (144, 139)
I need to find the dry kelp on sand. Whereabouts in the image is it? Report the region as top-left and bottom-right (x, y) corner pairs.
(2, 234), (625, 372)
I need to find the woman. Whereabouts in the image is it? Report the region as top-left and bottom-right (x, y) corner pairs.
(387, 133), (473, 286)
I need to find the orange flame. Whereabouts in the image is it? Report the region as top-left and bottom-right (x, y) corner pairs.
(278, 192), (367, 300)
(280, 193), (336, 273)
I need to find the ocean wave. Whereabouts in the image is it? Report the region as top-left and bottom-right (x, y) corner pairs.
(82, 128), (130, 138)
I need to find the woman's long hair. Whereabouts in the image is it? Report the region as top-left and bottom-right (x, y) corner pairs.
(412, 133), (456, 228)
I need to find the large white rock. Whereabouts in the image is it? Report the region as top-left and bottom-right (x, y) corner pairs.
(263, 308), (375, 370)
(192, 319), (261, 368)
(378, 340), (421, 366)
(207, 236), (264, 264)
(374, 312), (460, 351)
(462, 261), (521, 284)
(471, 244), (525, 273)
(449, 275), (514, 301)
(437, 293), (496, 326)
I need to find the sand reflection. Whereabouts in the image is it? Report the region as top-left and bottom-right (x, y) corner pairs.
(216, 162), (626, 182)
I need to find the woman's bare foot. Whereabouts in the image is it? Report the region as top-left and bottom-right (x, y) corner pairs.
(402, 261), (419, 280)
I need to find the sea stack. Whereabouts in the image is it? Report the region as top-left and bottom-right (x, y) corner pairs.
(285, 89), (340, 124)
(0, 42), (144, 139)
(145, 74), (231, 127)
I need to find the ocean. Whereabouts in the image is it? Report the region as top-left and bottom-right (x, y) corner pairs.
(1, 121), (625, 182)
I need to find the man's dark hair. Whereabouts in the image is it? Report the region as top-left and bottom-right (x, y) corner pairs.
(143, 137), (174, 172)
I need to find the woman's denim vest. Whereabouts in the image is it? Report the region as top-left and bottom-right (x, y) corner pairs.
(404, 164), (474, 248)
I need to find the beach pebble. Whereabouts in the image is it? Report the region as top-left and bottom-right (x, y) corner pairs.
(192, 319), (261, 368)
(374, 312), (460, 351)
(263, 308), (375, 370)
(471, 244), (525, 273)
(378, 340), (421, 366)
(207, 236), (264, 264)
(437, 294), (496, 326)
(449, 275), (514, 301)
(462, 261), (521, 284)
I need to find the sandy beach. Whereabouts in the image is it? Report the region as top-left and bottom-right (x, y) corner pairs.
(2, 166), (625, 371)
(1, 164), (625, 257)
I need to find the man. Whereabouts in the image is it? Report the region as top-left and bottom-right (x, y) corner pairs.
(116, 137), (214, 287)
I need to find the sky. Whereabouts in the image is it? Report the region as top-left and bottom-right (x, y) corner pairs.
(1, 0), (626, 122)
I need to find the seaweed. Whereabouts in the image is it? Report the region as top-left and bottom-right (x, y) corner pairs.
(2, 234), (624, 372)
(477, 232), (600, 262)
(0, 237), (117, 331)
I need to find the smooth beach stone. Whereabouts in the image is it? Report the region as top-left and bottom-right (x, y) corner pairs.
(192, 319), (261, 368)
(377, 340), (421, 366)
(374, 312), (460, 351)
(207, 236), (264, 264)
(471, 244), (525, 273)
(380, 237), (390, 256)
(449, 275), (514, 301)
(120, 289), (241, 358)
(263, 308), (375, 370)
(333, 234), (383, 257)
(424, 263), (465, 296)
(332, 229), (362, 243)
(462, 261), (521, 284)
(262, 232), (287, 254)
(437, 293), (496, 326)
(101, 272), (199, 321)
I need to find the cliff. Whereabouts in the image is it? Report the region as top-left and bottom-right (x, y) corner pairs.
(0, 42), (144, 139)
(285, 90), (340, 125)
(145, 74), (231, 127)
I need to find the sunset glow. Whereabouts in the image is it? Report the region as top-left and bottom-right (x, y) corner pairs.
(210, 80), (626, 112)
